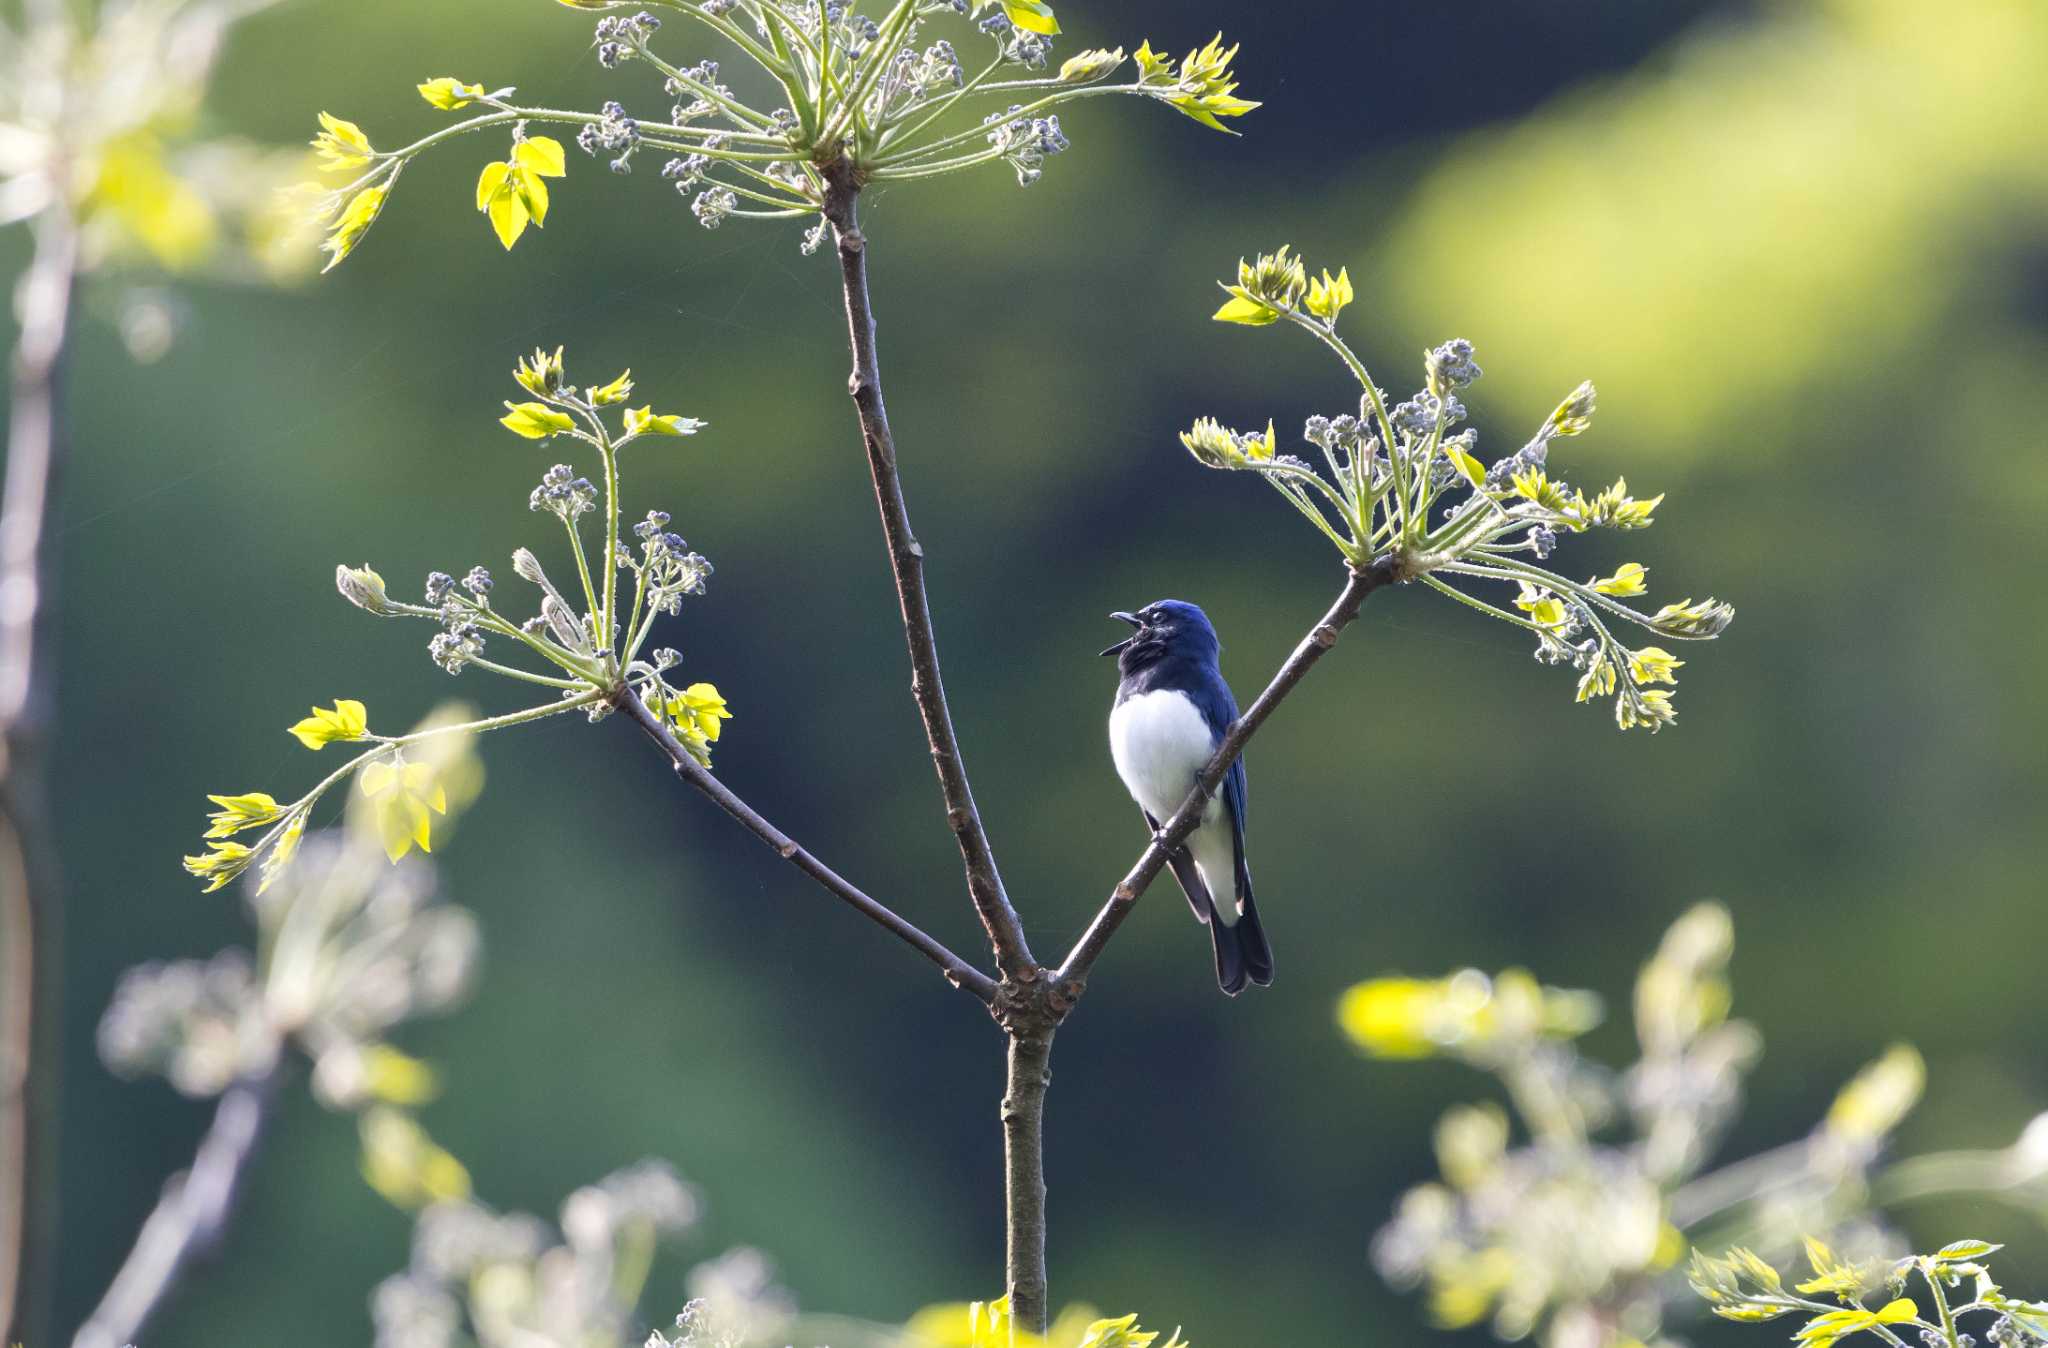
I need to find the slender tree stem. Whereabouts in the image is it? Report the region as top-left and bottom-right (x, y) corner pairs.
(618, 690), (997, 1002)
(1055, 558), (1401, 990)
(0, 196), (78, 1348)
(72, 1069), (281, 1348)
(1001, 1025), (1054, 1329)
(819, 166), (1034, 984)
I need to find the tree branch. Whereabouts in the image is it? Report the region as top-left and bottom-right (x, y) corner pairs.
(0, 197), (78, 1347)
(619, 690), (999, 1003)
(820, 166), (1036, 984)
(1001, 1024), (1054, 1329)
(72, 1068), (281, 1348)
(1054, 559), (1401, 991)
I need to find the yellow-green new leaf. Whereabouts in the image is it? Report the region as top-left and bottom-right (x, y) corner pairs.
(1795, 1236), (1878, 1302)
(1059, 47), (1124, 83)
(363, 1045), (440, 1106)
(321, 184), (390, 273)
(623, 406), (704, 437)
(1133, 40), (1175, 86)
(1213, 292), (1280, 325)
(182, 841), (254, 892)
(1075, 1313), (1188, 1348)
(358, 1108), (470, 1210)
(417, 77), (486, 110)
(476, 140), (563, 251)
(1592, 562), (1648, 596)
(1514, 583), (1568, 629)
(514, 136), (567, 178)
(673, 682), (730, 741)
(1549, 381), (1597, 436)
(1446, 442), (1487, 488)
(1003, 0), (1058, 36)
(1628, 646), (1684, 685)
(1336, 978), (1445, 1059)
(1935, 1239), (2001, 1263)
(476, 161), (509, 213)
(360, 759), (448, 863)
(204, 791), (281, 838)
(289, 699), (368, 750)
(500, 401), (575, 439)
(1305, 266), (1353, 321)
(514, 345), (565, 395)
(1162, 34), (1258, 133)
(256, 807), (307, 896)
(1731, 1247), (1783, 1293)
(589, 369), (633, 405)
(312, 112), (373, 173)
(476, 161), (522, 248)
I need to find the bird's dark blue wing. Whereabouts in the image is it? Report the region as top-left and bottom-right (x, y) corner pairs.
(1212, 684), (1271, 984)
(1224, 755), (1250, 904)
(1181, 666), (1253, 910)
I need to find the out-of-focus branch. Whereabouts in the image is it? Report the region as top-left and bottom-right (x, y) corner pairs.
(0, 195), (79, 1345)
(1055, 558), (1400, 991)
(619, 690), (998, 1003)
(71, 1069), (282, 1348)
(820, 167), (1035, 985)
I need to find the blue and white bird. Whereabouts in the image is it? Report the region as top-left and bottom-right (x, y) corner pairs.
(1102, 600), (1273, 995)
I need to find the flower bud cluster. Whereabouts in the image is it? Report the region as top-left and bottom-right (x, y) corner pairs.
(867, 40), (967, 123)
(661, 154), (711, 192)
(1194, 248), (1731, 731)
(664, 62), (728, 123)
(983, 106), (1068, 186)
(1390, 390), (1467, 440)
(978, 10), (1050, 68)
(593, 11), (660, 68)
(691, 186), (737, 229)
(529, 463), (598, 520)
(633, 510), (714, 615)
(577, 101), (642, 174)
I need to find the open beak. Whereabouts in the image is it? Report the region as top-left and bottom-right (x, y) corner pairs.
(1099, 611), (1142, 657)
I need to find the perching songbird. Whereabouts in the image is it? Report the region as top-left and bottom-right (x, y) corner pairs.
(1102, 600), (1273, 995)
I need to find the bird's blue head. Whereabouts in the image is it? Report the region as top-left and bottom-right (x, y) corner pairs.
(1101, 599), (1220, 673)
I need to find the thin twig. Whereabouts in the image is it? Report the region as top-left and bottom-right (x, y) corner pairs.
(619, 690), (998, 1002)
(1055, 558), (1401, 990)
(820, 166), (1036, 984)
(0, 195), (79, 1344)
(72, 1068), (282, 1348)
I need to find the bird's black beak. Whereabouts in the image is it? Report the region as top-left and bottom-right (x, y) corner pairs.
(1099, 611), (1141, 657)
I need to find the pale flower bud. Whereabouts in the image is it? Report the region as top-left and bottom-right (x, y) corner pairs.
(336, 563), (391, 614)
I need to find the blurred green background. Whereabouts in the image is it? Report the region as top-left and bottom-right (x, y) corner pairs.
(9, 0), (2048, 1342)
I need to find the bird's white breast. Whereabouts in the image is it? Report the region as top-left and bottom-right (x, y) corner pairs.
(1109, 689), (1239, 921)
(1109, 690), (1221, 829)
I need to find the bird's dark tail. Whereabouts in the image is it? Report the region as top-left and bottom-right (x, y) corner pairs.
(1238, 890), (1274, 987)
(1209, 893), (1274, 996)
